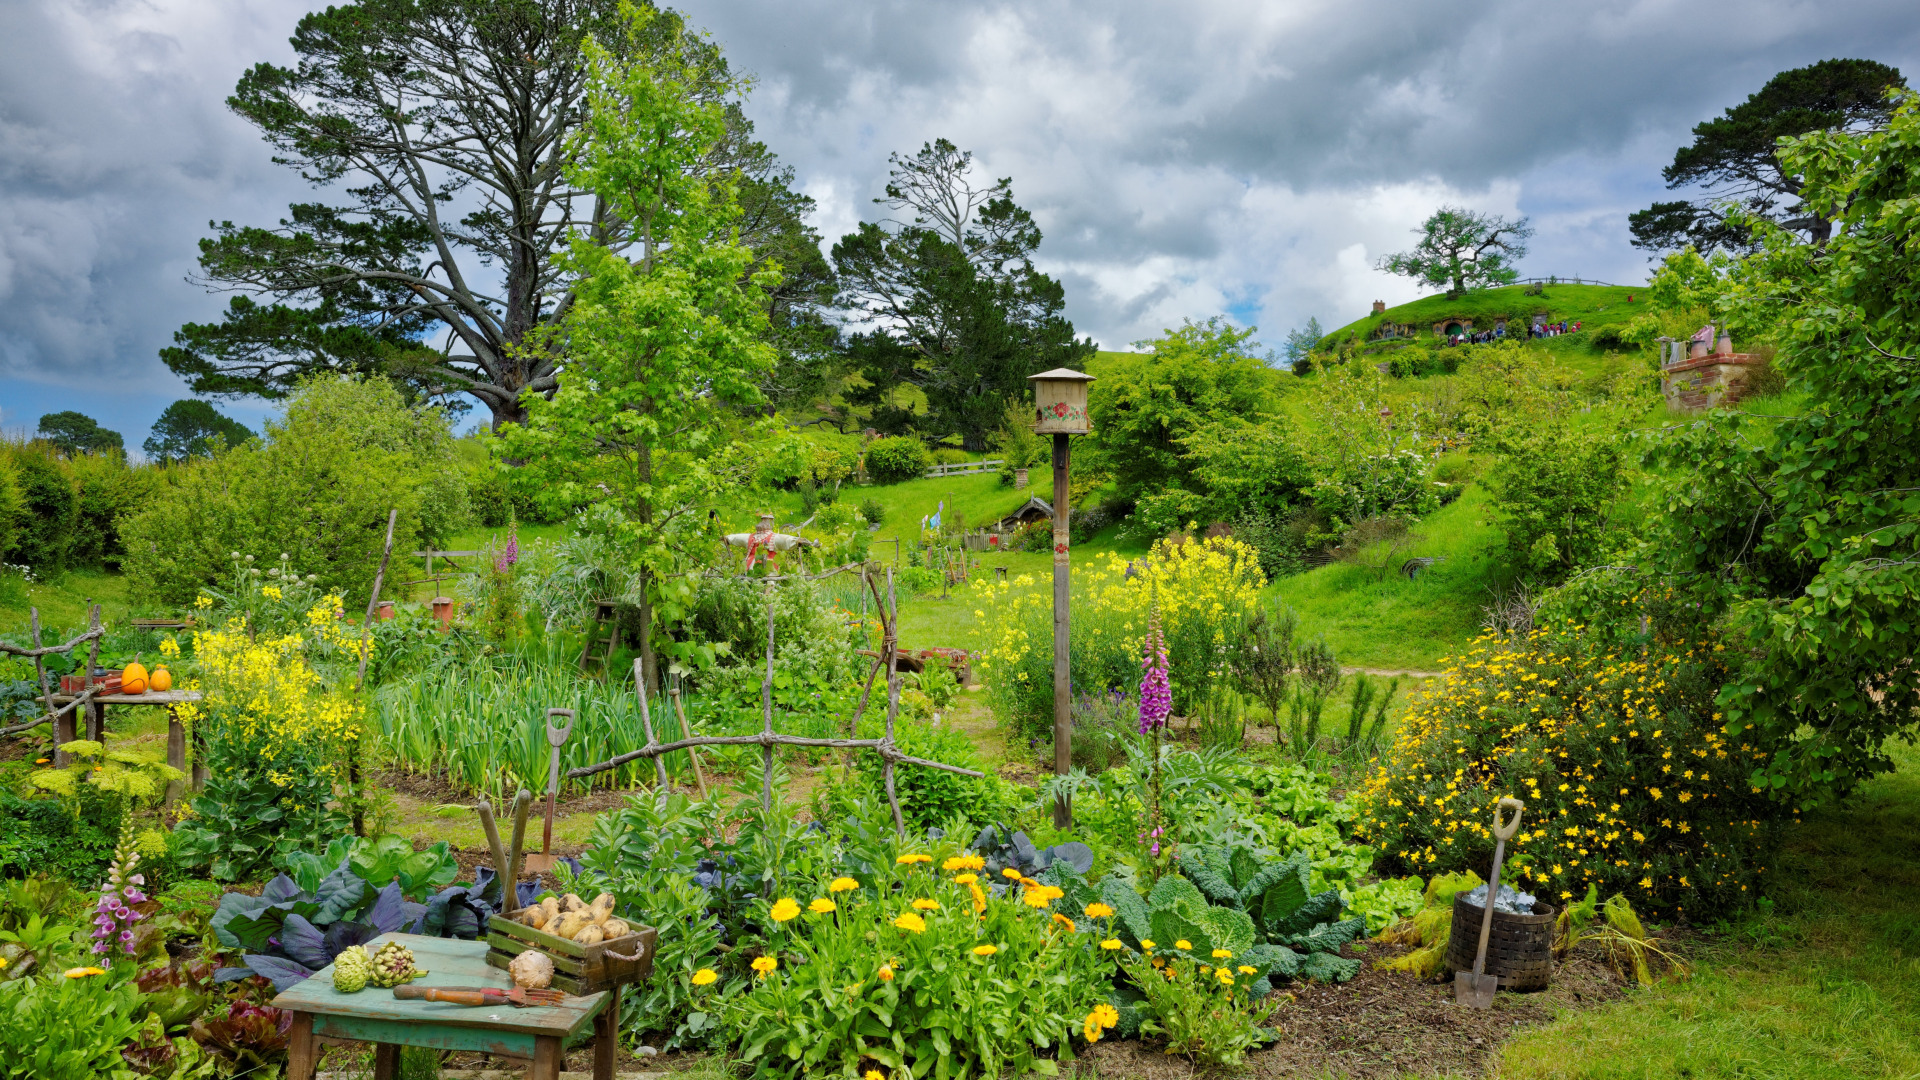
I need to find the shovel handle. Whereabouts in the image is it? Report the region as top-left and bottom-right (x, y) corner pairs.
(1492, 796), (1524, 841)
(392, 986), (497, 1007)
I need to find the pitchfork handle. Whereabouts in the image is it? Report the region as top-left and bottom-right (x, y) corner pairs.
(392, 986), (496, 1006)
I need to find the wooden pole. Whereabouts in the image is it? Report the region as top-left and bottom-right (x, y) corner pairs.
(669, 683), (709, 799)
(29, 609), (63, 766)
(84, 605), (102, 744)
(633, 658), (669, 790)
(760, 582), (777, 812)
(352, 508), (399, 838)
(884, 568), (904, 836)
(1051, 432), (1073, 829)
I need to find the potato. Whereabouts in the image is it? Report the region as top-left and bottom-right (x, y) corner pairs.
(587, 893), (615, 923)
(541, 897), (561, 924)
(524, 905), (550, 930)
(601, 918), (630, 940)
(561, 893), (586, 913)
(551, 912), (590, 941)
(574, 923), (605, 945)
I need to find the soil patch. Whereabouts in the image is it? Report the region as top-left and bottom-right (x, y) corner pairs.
(1085, 941), (1632, 1078)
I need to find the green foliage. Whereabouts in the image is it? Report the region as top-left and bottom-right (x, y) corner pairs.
(1485, 422), (1629, 579)
(1088, 318), (1280, 506)
(0, 971), (145, 1080)
(0, 789), (124, 885)
(1374, 206), (1532, 297)
(851, 712), (1019, 832)
(1356, 622), (1787, 912)
(119, 375), (462, 606)
(1117, 948), (1274, 1066)
(2, 444), (75, 573)
(281, 835), (458, 902)
(862, 436), (931, 484)
(62, 451), (136, 569)
(142, 400), (254, 463)
(857, 496), (887, 527)
(173, 728), (348, 882)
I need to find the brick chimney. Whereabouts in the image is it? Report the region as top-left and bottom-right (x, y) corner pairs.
(1371, 300), (1386, 314)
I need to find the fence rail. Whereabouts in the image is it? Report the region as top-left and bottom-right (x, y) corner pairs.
(924, 459), (1003, 478)
(1511, 276), (1638, 288)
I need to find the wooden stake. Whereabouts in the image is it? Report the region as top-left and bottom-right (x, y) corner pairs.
(884, 568), (904, 836)
(760, 581), (777, 812)
(352, 508), (399, 837)
(669, 683), (709, 799)
(633, 658), (669, 789)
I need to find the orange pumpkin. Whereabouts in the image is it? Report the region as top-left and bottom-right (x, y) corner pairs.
(121, 662), (149, 696)
(149, 666), (172, 693)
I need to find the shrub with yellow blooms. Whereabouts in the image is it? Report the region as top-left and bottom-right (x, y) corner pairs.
(971, 535), (1265, 738)
(1353, 621), (1788, 913)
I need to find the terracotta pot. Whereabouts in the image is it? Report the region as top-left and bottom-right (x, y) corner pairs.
(1690, 340), (1709, 359)
(1715, 333), (1733, 356)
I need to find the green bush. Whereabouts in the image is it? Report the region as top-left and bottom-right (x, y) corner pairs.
(1485, 423), (1628, 579)
(931, 447), (970, 466)
(0, 791), (121, 883)
(863, 436), (931, 484)
(0, 971), (147, 1080)
(853, 713), (1019, 831)
(858, 497), (886, 527)
(62, 452), (136, 569)
(3, 446), (73, 573)
(120, 376), (466, 606)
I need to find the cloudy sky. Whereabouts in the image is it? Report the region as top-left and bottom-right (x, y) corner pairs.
(3, 0), (1917, 447)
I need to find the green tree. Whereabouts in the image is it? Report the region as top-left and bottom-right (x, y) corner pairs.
(1570, 88), (1920, 804)
(1628, 58), (1905, 253)
(143, 400), (256, 462)
(1087, 317), (1280, 503)
(163, 0), (825, 429)
(833, 139), (1092, 449)
(1281, 317), (1324, 372)
(497, 3), (777, 692)
(1, 447), (74, 573)
(36, 412), (122, 457)
(1374, 207), (1531, 298)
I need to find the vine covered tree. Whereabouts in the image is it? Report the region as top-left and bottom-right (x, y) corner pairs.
(833, 139), (1092, 449)
(1373, 207), (1531, 299)
(1628, 58), (1906, 254)
(163, 0), (827, 428)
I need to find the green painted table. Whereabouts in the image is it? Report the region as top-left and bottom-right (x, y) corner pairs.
(271, 933), (617, 1080)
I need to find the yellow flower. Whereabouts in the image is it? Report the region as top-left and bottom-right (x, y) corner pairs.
(1083, 1015), (1103, 1042)
(1174, 940), (1193, 950)
(893, 912), (927, 934)
(691, 968), (717, 986)
(1216, 969), (1235, 985)
(953, 873), (978, 885)
(194, 595), (213, 609)
(751, 956), (777, 976)
(1100, 938), (1123, 951)
(64, 967), (105, 979)
(877, 964), (895, 981)
(1139, 939), (1155, 950)
(769, 898), (801, 923)
(968, 882), (987, 915)
(809, 898), (837, 914)
(1002, 868), (1024, 880)
(972, 944), (998, 956)
(1084, 902), (1114, 919)
(1094, 1003), (1119, 1027)
(1237, 965), (1256, 975)
(1211, 949), (1232, 959)
(1051, 913), (1076, 932)
(895, 853), (932, 865)
(1022, 889), (1052, 909)
(829, 876), (859, 893)
(912, 898), (940, 911)
(866, 1071), (886, 1080)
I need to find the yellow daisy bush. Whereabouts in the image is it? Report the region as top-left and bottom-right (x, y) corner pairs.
(1354, 621), (1788, 912)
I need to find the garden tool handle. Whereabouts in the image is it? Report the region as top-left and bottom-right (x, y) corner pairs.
(543, 709), (574, 856)
(545, 708), (574, 748)
(505, 788), (533, 893)
(1492, 796), (1524, 841)
(392, 986), (499, 1006)
(1473, 834), (1507, 978)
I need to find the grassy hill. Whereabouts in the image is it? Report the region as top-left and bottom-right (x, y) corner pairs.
(1324, 283), (1643, 344)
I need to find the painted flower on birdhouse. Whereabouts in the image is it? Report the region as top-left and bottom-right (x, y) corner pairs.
(1053, 402), (1069, 417)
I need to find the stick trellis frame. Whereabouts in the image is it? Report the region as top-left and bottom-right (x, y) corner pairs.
(565, 567), (980, 835)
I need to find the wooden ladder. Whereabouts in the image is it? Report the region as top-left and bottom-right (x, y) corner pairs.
(577, 600), (621, 677)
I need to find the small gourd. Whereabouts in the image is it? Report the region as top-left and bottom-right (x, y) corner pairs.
(148, 666), (172, 693)
(508, 949), (554, 990)
(121, 662), (149, 696)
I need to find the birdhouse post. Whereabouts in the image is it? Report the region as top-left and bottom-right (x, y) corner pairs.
(1029, 367), (1095, 828)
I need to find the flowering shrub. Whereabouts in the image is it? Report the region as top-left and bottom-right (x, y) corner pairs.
(1354, 623), (1787, 913)
(1117, 945), (1272, 1066)
(972, 535), (1264, 738)
(722, 856), (1115, 1078)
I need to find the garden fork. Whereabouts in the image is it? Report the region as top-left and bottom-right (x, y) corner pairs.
(521, 708), (573, 876)
(1455, 796), (1524, 1009)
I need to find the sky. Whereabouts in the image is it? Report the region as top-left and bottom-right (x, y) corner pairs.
(2, 0), (1917, 451)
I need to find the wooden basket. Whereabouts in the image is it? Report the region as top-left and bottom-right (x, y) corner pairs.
(1445, 894), (1556, 991)
(484, 909), (657, 996)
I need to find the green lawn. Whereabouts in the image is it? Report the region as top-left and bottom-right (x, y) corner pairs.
(1325, 283), (1644, 343)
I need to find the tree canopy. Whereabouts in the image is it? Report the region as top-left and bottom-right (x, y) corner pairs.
(1628, 58), (1905, 253)
(36, 412), (123, 457)
(833, 139), (1092, 449)
(163, 0), (827, 429)
(1373, 207), (1531, 298)
(143, 400), (256, 463)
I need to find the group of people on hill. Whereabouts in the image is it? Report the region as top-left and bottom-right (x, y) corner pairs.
(1440, 318), (1582, 347)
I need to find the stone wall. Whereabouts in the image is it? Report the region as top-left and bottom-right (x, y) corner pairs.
(1661, 353), (1765, 412)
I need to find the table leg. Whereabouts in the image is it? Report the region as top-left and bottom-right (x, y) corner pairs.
(286, 1012), (316, 1080)
(531, 1035), (564, 1080)
(594, 989), (620, 1080)
(54, 705), (76, 767)
(87, 699), (104, 743)
(165, 708), (186, 806)
(373, 1041), (400, 1080)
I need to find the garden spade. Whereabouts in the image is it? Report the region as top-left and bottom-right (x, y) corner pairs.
(1455, 796), (1524, 1009)
(521, 709), (574, 876)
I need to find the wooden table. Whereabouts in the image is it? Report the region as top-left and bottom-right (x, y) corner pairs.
(50, 689), (204, 802)
(273, 934), (618, 1080)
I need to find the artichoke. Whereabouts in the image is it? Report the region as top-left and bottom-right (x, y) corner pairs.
(332, 946), (374, 994)
(369, 942), (425, 988)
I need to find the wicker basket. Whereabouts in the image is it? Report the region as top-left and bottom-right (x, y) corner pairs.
(484, 909), (656, 996)
(1445, 894), (1556, 991)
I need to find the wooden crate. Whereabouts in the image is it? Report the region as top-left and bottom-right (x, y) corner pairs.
(484, 909), (656, 996)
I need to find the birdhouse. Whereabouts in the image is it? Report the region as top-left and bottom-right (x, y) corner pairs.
(1028, 368), (1095, 435)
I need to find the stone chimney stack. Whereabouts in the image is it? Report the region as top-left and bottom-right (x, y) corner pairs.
(1371, 300), (1386, 314)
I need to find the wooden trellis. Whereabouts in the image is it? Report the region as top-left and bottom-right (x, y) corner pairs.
(566, 568), (981, 835)
(0, 607), (104, 743)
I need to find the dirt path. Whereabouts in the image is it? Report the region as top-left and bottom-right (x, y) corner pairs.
(1344, 666), (1447, 680)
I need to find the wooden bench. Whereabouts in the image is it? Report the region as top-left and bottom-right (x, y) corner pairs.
(50, 689), (204, 803)
(275, 934), (620, 1080)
